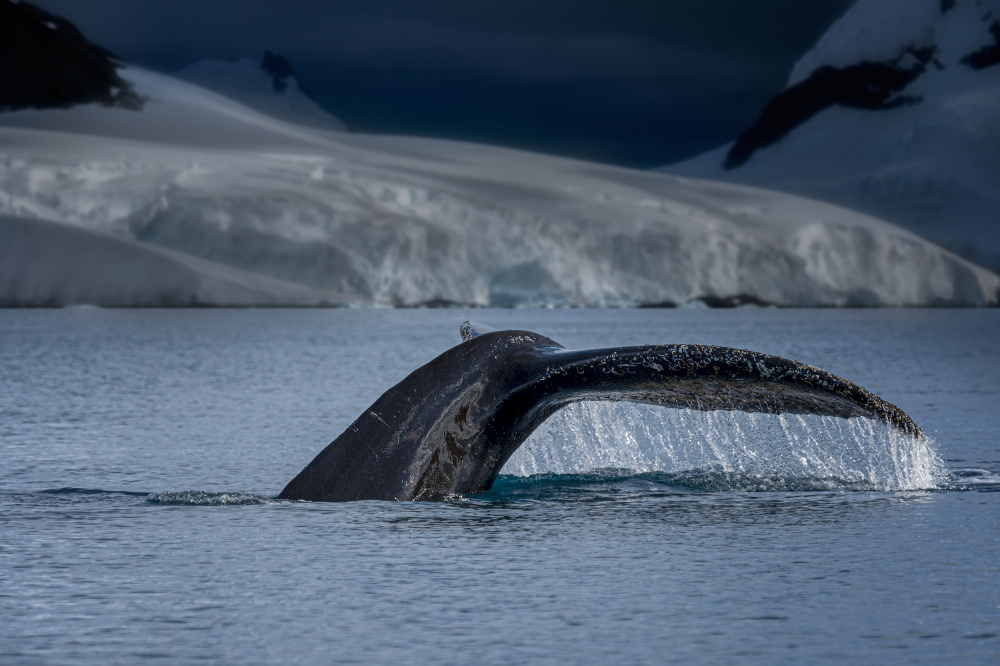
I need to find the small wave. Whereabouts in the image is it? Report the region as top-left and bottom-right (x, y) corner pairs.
(939, 468), (1000, 492)
(0, 487), (153, 508)
(145, 491), (277, 506)
(39, 487), (150, 497)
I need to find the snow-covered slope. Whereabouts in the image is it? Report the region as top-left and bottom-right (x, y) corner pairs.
(0, 67), (338, 149)
(174, 52), (346, 132)
(1, 64), (997, 307)
(665, 0), (1000, 270)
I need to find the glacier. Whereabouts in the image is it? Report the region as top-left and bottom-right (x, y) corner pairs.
(0, 214), (343, 307)
(0, 66), (997, 308)
(665, 0), (1000, 271)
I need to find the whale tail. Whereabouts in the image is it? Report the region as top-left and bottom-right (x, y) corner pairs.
(496, 335), (921, 438)
(278, 322), (921, 502)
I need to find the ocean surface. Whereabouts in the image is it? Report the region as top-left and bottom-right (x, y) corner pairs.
(1, 308), (998, 664)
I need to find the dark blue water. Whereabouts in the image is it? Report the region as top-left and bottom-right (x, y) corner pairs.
(2, 309), (998, 663)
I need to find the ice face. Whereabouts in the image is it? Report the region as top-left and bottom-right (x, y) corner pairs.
(1, 67), (997, 308)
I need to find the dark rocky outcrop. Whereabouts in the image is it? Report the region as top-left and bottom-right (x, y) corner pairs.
(695, 293), (774, 308)
(0, 0), (143, 112)
(260, 49), (316, 99)
(960, 21), (1000, 70)
(638, 294), (774, 308)
(724, 48), (934, 170)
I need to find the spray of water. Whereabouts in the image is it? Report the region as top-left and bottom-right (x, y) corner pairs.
(503, 402), (943, 491)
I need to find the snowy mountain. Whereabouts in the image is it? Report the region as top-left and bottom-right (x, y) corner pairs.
(1, 64), (996, 308)
(0, 2), (996, 308)
(174, 51), (346, 132)
(664, 0), (1000, 270)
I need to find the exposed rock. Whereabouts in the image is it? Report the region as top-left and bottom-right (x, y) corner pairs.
(724, 48), (932, 169)
(0, 0), (143, 112)
(260, 50), (306, 95)
(960, 21), (1000, 69)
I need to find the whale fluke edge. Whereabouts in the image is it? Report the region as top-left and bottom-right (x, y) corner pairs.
(278, 322), (922, 502)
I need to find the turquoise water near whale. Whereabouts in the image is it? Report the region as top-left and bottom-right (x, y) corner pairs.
(2, 308), (998, 663)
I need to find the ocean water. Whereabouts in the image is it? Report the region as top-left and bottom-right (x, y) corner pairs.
(1, 308), (998, 664)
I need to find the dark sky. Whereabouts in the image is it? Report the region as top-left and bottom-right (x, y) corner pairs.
(31, 0), (853, 167)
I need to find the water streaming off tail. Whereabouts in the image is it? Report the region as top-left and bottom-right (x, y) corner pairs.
(503, 402), (943, 491)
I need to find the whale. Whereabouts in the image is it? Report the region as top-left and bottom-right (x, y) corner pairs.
(278, 322), (922, 502)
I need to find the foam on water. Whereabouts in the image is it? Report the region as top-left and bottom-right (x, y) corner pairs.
(940, 468), (1000, 492)
(503, 402), (944, 491)
(145, 491), (276, 506)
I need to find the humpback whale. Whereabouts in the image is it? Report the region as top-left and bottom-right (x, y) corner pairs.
(279, 322), (921, 502)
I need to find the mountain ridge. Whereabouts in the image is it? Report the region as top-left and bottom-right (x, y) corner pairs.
(174, 51), (347, 132)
